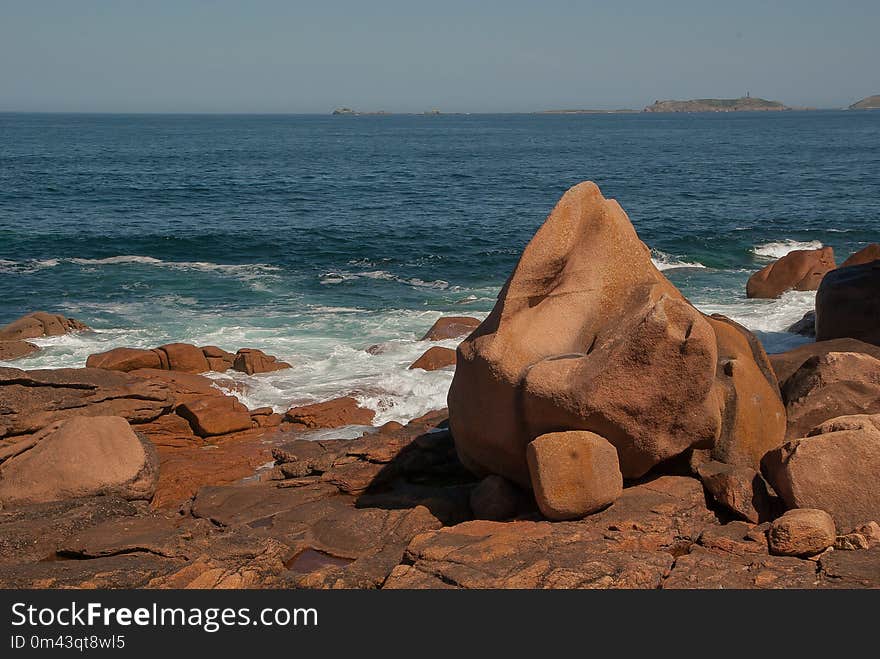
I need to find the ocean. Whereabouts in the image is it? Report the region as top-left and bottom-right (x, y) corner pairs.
(1, 111), (878, 424)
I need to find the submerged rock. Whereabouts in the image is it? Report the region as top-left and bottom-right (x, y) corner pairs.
(0, 312), (89, 341)
(421, 316), (480, 341)
(746, 247), (836, 298)
(409, 346), (456, 371)
(448, 182), (785, 487)
(232, 348), (291, 375)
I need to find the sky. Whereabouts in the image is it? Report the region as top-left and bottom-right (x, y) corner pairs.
(1, 0), (877, 113)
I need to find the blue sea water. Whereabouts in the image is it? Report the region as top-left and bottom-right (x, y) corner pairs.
(1, 111), (878, 422)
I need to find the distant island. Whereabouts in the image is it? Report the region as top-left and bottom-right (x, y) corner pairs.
(536, 109), (638, 115)
(849, 95), (880, 110)
(332, 107), (443, 116)
(643, 96), (790, 113)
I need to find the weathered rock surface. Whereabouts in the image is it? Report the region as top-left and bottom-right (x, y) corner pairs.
(769, 338), (880, 386)
(840, 243), (880, 268)
(815, 260), (880, 346)
(0, 340), (39, 361)
(284, 397), (375, 429)
(409, 346), (456, 371)
(232, 348), (291, 375)
(762, 420), (880, 531)
(448, 182), (785, 486)
(421, 316), (481, 341)
(526, 431), (622, 520)
(0, 401), (873, 589)
(0, 416), (158, 507)
(818, 547), (880, 588)
(127, 368), (229, 406)
(746, 247), (836, 298)
(779, 351), (880, 439)
(0, 312), (89, 341)
(0, 367), (173, 438)
(768, 508), (836, 556)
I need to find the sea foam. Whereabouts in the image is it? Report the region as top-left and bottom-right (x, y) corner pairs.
(751, 240), (823, 259)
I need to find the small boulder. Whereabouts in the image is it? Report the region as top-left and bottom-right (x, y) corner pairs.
(0, 312), (89, 341)
(232, 348), (291, 375)
(762, 422), (880, 531)
(421, 316), (481, 341)
(835, 533), (870, 551)
(746, 247), (836, 299)
(0, 340), (39, 361)
(469, 475), (520, 521)
(176, 396), (253, 437)
(526, 431), (623, 521)
(840, 243), (880, 268)
(156, 343), (210, 374)
(409, 346), (456, 371)
(768, 508), (836, 557)
(856, 522), (880, 546)
(284, 397), (375, 429)
(86, 347), (163, 372)
(0, 416), (158, 507)
(815, 260), (880, 346)
(694, 457), (773, 523)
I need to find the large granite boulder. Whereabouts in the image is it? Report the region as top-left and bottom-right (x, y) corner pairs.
(0, 340), (39, 362)
(746, 247), (836, 299)
(815, 260), (880, 346)
(762, 417), (880, 531)
(0, 367), (174, 439)
(0, 312), (89, 341)
(779, 351), (880, 439)
(0, 416), (158, 507)
(448, 182), (786, 485)
(769, 338), (880, 385)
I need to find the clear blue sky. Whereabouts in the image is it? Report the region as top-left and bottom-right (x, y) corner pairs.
(1, 0), (877, 113)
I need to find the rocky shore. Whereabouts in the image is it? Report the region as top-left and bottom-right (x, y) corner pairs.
(1, 182), (878, 589)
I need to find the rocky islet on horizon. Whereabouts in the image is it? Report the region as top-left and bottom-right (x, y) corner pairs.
(0, 182), (878, 589)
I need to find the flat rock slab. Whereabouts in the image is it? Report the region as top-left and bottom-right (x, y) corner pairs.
(0, 367), (174, 438)
(818, 547), (880, 588)
(0, 496), (144, 566)
(384, 476), (717, 589)
(663, 547), (821, 589)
